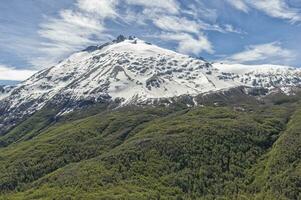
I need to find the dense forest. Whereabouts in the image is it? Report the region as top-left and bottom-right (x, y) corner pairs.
(0, 93), (300, 200)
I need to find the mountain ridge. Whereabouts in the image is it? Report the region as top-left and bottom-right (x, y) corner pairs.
(1, 36), (301, 135)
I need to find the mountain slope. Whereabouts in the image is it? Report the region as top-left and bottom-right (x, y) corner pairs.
(252, 105), (301, 200)
(0, 85), (15, 100)
(0, 95), (300, 199)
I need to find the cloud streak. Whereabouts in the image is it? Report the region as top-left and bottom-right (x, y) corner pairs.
(36, 0), (118, 67)
(227, 0), (301, 22)
(226, 0), (249, 12)
(249, 0), (301, 23)
(125, 0), (179, 14)
(123, 0), (241, 55)
(223, 42), (296, 64)
(0, 65), (37, 81)
(160, 33), (213, 55)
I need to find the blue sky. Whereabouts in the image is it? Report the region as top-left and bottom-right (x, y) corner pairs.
(0, 0), (301, 81)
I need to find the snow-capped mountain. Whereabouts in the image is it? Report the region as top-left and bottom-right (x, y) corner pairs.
(213, 63), (301, 94)
(1, 35), (301, 134)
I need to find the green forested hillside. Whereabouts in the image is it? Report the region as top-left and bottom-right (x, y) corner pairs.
(0, 97), (300, 200)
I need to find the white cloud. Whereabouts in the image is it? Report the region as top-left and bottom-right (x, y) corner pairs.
(185, 1), (218, 22)
(123, 1), (217, 56)
(227, 0), (301, 22)
(160, 33), (213, 55)
(77, 0), (118, 18)
(224, 24), (245, 34)
(226, 0), (249, 12)
(36, 0), (118, 67)
(223, 42), (296, 64)
(249, 0), (301, 22)
(150, 14), (231, 34)
(39, 10), (103, 45)
(125, 0), (179, 14)
(0, 65), (37, 81)
(152, 15), (202, 34)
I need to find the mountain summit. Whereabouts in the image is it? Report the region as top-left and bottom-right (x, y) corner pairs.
(1, 36), (301, 133)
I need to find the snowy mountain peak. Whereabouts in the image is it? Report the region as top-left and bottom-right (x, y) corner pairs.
(83, 35), (140, 52)
(113, 34), (129, 43)
(20, 36), (223, 104)
(1, 37), (301, 133)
